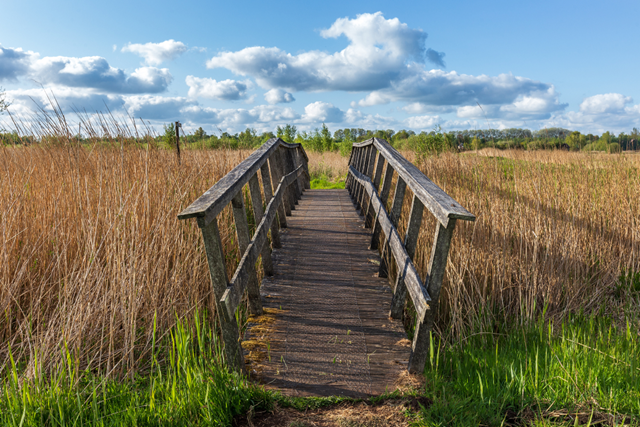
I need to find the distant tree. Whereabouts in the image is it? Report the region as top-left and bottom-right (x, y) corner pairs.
(276, 124), (297, 143)
(163, 122), (176, 147)
(194, 127), (207, 139)
(320, 123), (333, 151)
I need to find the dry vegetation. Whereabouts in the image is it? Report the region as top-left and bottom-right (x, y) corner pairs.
(1, 131), (638, 384)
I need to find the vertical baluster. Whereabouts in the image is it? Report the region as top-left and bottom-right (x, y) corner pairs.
(359, 147), (377, 227)
(389, 195), (424, 319)
(260, 162), (281, 249)
(268, 156), (288, 227)
(248, 173), (274, 276)
(275, 147), (294, 214)
(408, 219), (457, 373)
(230, 191), (263, 315)
(197, 217), (244, 371)
(347, 148), (361, 196)
(378, 177), (406, 278)
(354, 146), (368, 212)
(370, 162), (394, 250)
(365, 154), (385, 228)
(283, 148), (301, 205)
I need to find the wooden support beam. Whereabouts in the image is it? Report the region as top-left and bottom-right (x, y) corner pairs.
(370, 162), (394, 250)
(197, 217), (243, 371)
(379, 176), (406, 279)
(365, 154), (385, 228)
(230, 191), (263, 315)
(248, 173), (274, 276)
(260, 162), (281, 248)
(408, 219), (457, 374)
(389, 195), (424, 319)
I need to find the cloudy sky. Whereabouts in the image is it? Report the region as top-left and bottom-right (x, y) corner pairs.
(2, 0), (639, 135)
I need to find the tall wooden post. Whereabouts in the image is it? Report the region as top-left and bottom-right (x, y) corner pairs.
(175, 121), (181, 165)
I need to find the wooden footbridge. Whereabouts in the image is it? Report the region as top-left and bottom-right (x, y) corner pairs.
(178, 138), (474, 397)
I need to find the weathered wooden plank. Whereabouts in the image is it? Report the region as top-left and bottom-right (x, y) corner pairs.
(260, 162), (281, 249)
(408, 219), (456, 373)
(360, 147), (377, 227)
(348, 166), (430, 319)
(197, 217), (244, 371)
(249, 173), (274, 276)
(269, 149), (292, 218)
(230, 191), (263, 315)
(365, 154), (385, 228)
(390, 195), (424, 319)
(179, 138), (306, 227)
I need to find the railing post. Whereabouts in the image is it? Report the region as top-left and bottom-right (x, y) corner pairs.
(231, 191), (263, 315)
(389, 195), (424, 319)
(197, 217), (244, 371)
(284, 148), (302, 203)
(379, 177), (406, 278)
(354, 146), (369, 212)
(370, 162), (394, 250)
(260, 162), (281, 248)
(365, 154), (384, 228)
(274, 147), (294, 215)
(408, 219), (457, 374)
(360, 147), (377, 228)
(348, 148), (362, 197)
(248, 173), (274, 276)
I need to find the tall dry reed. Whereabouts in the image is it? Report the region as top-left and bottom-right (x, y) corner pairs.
(0, 142), (251, 379)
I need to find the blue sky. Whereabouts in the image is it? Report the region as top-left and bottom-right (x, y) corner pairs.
(2, 0), (639, 135)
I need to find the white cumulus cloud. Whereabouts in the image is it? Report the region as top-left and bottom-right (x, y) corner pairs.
(186, 76), (249, 101)
(122, 40), (188, 66)
(264, 88), (295, 104)
(579, 93), (632, 115)
(302, 101), (345, 123)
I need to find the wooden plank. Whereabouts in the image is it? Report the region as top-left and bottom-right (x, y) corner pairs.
(348, 166), (429, 319)
(269, 149), (291, 219)
(365, 154), (385, 228)
(390, 195), (424, 319)
(197, 217), (244, 371)
(230, 191), (263, 315)
(408, 219), (456, 374)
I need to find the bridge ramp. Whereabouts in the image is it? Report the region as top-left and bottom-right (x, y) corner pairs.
(250, 189), (410, 397)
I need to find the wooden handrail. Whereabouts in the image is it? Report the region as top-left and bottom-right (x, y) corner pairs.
(347, 138), (474, 373)
(353, 138), (475, 227)
(178, 138), (308, 228)
(349, 166), (430, 319)
(178, 138), (309, 372)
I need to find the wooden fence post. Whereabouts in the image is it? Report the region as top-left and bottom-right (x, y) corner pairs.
(175, 121), (181, 165)
(379, 177), (406, 279)
(230, 191), (263, 315)
(260, 162), (282, 248)
(389, 195), (424, 319)
(370, 162), (394, 250)
(365, 154), (384, 228)
(248, 173), (274, 276)
(271, 149), (293, 218)
(408, 219), (457, 373)
(198, 217), (243, 371)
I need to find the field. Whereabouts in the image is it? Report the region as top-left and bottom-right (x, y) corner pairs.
(1, 141), (639, 426)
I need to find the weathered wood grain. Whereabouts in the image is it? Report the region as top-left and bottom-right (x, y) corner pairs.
(370, 162), (394, 251)
(249, 173), (274, 276)
(260, 162), (281, 249)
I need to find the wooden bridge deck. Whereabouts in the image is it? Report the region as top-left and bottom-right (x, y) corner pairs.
(248, 189), (410, 397)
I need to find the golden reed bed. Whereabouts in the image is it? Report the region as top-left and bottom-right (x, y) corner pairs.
(1, 145), (638, 377)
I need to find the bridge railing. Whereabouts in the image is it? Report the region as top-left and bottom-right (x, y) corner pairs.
(346, 137), (475, 373)
(178, 138), (309, 370)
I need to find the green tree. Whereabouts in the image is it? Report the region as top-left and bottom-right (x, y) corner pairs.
(194, 127), (207, 139)
(320, 123), (334, 151)
(276, 124), (297, 143)
(163, 122), (176, 147)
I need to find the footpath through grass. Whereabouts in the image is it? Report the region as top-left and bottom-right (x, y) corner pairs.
(2, 312), (638, 426)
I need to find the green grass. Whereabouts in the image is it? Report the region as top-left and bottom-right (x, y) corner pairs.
(0, 313), (272, 426)
(415, 314), (640, 426)
(2, 312), (638, 426)
(310, 175), (346, 189)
